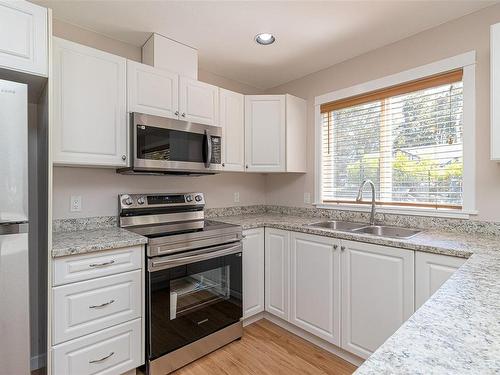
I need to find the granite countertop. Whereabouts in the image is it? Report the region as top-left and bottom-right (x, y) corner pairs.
(52, 227), (148, 258)
(214, 213), (500, 374)
(51, 212), (500, 373)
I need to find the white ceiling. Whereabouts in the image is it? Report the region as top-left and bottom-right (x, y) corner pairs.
(35, 0), (496, 89)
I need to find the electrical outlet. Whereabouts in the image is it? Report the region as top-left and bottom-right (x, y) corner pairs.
(234, 192), (240, 203)
(304, 192), (311, 204)
(70, 195), (82, 212)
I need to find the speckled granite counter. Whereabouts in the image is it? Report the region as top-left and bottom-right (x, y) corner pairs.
(51, 211), (500, 373)
(52, 227), (148, 258)
(215, 213), (500, 374)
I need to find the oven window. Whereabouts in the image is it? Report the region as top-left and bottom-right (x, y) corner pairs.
(137, 125), (204, 162)
(148, 252), (242, 359)
(169, 266), (230, 319)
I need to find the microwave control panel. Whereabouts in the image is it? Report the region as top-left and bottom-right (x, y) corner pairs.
(211, 136), (221, 164)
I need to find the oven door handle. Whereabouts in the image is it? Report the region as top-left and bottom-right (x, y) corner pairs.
(203, 130), (212, 168)
(149, 243), (242, 272)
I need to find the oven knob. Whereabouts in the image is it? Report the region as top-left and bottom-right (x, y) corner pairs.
(137, 197), (145, 205)
(123, 197), (133, 206)
(186, 195), (193, 202)
(195, 195), (203, 202)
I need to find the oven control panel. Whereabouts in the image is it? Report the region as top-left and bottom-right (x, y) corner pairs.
(119, 192), (205, 210)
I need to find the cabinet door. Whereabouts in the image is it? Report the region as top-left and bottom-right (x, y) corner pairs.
(242, 228), (264, 319)
(244, 95), (286, 172)
(290, 232), (341, 345)
(179, 76), (219, 126)
(219, 88), (245, 171)
(0, 0), (47, 76)
(265, 228), (290, 321)
(415, 251), (465, 309)
(52, 37), (127, 167)
(127, 60), (179, 119)
(341, 240), (414, 359)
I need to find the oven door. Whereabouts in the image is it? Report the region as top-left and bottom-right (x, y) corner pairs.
(146, 242), (242, 360)
(132, 113), (222, 173)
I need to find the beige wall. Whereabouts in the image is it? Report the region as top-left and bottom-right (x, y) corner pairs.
(266, 4), (500, 222)
(51, 19), (265, 219)
(53, 167), (266, 218)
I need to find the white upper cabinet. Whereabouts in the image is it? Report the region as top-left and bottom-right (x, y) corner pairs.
(415, 251), (465, 309)
(219, 88), (245, 171)
(52, 38), (127, 167)
(265, 228), (290, 321)
(245, 94), (306, 173)
(0, 0), (47, 76)
(341, 240), (414, 359)
(127, 60), (179, 119)
(179, 76), (219, 126)
(290, 232), (341, 345)
(242, 228), (265, 319)
(245, 95), (286, 172)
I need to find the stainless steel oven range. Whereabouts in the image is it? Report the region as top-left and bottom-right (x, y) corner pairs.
(119, 193), (243, 375)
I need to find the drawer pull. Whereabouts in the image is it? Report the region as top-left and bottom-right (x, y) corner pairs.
(89, 299), (115, 309)
(89, 351), (114, 364)
(88, 260), (115, 268)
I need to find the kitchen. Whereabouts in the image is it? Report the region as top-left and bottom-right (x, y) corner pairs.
(1, 1), (499, 374)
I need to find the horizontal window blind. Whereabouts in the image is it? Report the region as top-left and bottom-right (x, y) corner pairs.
(320, 69), (464, 209)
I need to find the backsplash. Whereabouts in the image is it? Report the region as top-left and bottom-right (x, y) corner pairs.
(53, 204), (500, 236)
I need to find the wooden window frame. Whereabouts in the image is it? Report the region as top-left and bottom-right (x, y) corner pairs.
(314, 52), (477, 218)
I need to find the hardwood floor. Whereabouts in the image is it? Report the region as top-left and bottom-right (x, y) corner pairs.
(171, 319), (357, 375)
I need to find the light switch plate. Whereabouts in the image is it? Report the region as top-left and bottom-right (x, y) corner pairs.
(70, 195), (82, 212)
(234, 192), (240, 203)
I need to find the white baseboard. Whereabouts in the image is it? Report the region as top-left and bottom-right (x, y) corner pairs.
(30, 353), (47, 371)
(243, 312), (364, 367)
(242, 312), (265, 327)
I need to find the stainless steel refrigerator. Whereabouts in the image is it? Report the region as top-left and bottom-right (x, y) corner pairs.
(0, 79), (31, 374)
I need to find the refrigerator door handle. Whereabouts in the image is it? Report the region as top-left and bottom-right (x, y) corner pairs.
(0, 223), (28, 235)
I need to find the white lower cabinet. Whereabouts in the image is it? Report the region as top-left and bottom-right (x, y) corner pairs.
(290, 232), (341, 345)
(340, 240), (414, 359)
(265, 228), (290, 321)
(52, 318), (142, 375)
(242, 228), (265, 318)
(53, 270), (142, 344)
(415, 251), (466, 309)
(52, 246), (144, 375)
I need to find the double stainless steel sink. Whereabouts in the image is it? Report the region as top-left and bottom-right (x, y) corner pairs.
(306, 220), (421, 239)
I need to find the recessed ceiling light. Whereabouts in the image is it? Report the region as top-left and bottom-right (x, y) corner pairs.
(255, 33), (276, 45)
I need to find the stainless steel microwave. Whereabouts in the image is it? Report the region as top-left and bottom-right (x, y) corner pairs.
(118, 113), (222, 175)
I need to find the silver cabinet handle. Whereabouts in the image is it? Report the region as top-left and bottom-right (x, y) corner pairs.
(174, 110), (179, 116)
(222, 163), (225, 167)
(121, 155), (126, 161)
(245, 165), (249, 169)
(341, 246), (346, 252)
(89, 352), (114, 364)
(89, 299), (115, 309)
(333, 244), (338, 250)
(181, 112), (186, 117)
(89, 260), (115, 268)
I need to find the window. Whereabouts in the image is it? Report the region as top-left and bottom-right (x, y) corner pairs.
(319, 70), (464, 209)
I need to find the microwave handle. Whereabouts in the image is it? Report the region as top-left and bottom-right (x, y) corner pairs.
(203, 130), (212, 168)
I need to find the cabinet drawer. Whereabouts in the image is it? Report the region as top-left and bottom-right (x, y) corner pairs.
(53, 270), (142, 344)
(53, 246), (143, 286)
(52, 318), (142, 375)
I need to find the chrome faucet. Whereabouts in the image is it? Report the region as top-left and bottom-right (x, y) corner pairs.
(356, 180), (376, 226)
